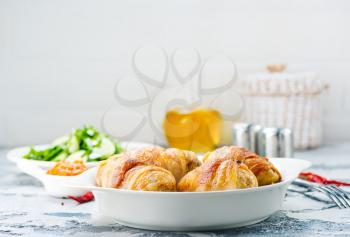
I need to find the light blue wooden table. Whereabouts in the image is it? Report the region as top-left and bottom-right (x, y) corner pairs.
(1, 144), (350, 237)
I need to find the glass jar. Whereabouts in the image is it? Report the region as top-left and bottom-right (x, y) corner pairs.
(163, 107), (223, 153)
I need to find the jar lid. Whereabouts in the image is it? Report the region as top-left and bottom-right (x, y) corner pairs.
(266, 64), (287, 73)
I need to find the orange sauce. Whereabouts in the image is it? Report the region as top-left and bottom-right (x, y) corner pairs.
(163, 108), (222, 153)
(47, 160), (87, 176)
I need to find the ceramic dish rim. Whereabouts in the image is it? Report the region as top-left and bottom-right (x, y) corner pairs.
(62, 158), (311, 196)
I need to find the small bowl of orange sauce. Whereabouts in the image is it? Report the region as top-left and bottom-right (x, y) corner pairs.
(47, 160), (87, 176)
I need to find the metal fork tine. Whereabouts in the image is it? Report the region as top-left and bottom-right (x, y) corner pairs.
(315, 187), (343, 209)
(323, 186), (347, 208)
(330, 185), (350, 200)
(322, 186), (349, 208)
(328, 185), (350, 207)
(287, 188), (334, 205)
(292, 178), (350, 209)
(323, 186), (350, 208)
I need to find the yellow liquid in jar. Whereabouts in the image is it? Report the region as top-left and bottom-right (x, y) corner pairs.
(163, 108), (223, 153)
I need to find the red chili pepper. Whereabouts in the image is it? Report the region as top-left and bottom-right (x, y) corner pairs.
(299, 172), (350, 186)
(68, 191), (94, 203)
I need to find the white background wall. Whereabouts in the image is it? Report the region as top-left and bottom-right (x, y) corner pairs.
(1, 0), (350, 147)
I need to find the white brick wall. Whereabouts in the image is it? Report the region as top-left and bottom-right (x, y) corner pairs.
(1, 0), (350, 147)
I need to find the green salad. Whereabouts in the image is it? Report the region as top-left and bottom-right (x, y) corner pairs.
(23, 125), (123, 162)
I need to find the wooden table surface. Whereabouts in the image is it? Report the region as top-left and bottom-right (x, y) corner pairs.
(1, 144), (350, 237)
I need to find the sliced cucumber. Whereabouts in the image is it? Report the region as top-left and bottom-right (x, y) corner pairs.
(84, 137), (99, 147)
(88, 153), (104, 161)
(52, 136), (69, 146)
(67, 135), (79, 153)
(66, 150), (87, 162)
(51, 152), (68, 162)
(113, 140), (123, 153)
(91, 137), (115, 157)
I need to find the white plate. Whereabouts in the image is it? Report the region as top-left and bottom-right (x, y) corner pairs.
(61, 158), (311, 231)
(7, 141), (154, 169)
(16, 159), (92, 197)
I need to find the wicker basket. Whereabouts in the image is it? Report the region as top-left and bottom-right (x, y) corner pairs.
(239, 65), (328, 149)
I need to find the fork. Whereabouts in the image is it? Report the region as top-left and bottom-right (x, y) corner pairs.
(292, 178), (350, 209)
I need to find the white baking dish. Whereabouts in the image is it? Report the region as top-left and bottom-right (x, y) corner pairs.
(62, 158), (311, 231)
